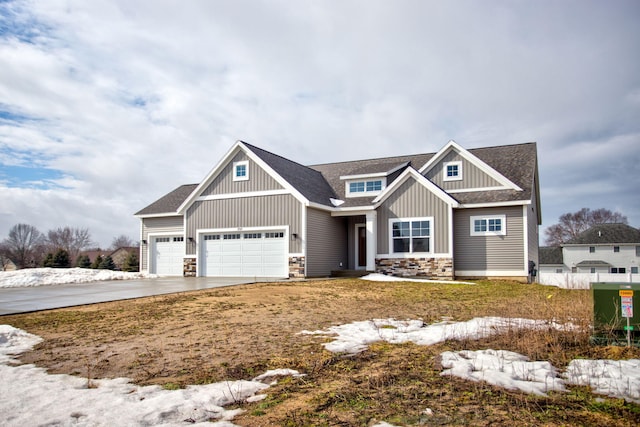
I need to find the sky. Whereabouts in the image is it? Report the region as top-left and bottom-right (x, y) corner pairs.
(1, 0), (639, 247)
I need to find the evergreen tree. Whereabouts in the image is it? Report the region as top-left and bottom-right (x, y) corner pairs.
(76, 254), (91, 268)
(122, 252), (139, 272)
(99, 255), (116, 270)
(43, 252), (54, 268)
(91, 255), (103, 269)
(52, 249), (71, 268)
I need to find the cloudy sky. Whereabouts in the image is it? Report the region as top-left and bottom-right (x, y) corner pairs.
(1, 0), (639, 248)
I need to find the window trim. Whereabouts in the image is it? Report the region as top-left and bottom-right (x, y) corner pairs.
(345, 177), (387, 197)
(233, 160), (249, 182)
(470, 214), (507, 236)
(443, 161), (463, 182)
(388, 217), (433, 255)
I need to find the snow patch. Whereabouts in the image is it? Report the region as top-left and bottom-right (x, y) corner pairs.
(0, 267), (155, 288)
(360, 273), (475, 285)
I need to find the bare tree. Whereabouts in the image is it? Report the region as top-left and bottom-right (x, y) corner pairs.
(46, 227), (94, 263)
(110, 234), (136, 250)
(544, 208), (628, 246)
(2, 223), (44, 268)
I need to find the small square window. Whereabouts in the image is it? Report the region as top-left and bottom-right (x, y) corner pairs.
(590, 267), (596, 274)
(233, 161), (249, 181)
(589, 246), (595, 253)
(631, 266), (638, 274)
(443, 161), (462, 181)
(613, 246), (620, 253)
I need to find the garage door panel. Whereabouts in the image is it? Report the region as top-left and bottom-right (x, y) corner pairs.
(201, 229), (287, 277)
(153, 236), (184, 276)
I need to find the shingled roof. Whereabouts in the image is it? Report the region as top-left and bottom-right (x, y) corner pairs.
(136, 141), (538, 214)
(539, 246), (564, 265)
(135, 184), (198, 216)
(564, 223), (640, 245)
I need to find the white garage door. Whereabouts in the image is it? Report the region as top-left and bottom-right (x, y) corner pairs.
(201, 231), (287, 277)
(153, 236), (184, 276)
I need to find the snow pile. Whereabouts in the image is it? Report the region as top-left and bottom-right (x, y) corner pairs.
(565, 359), (640, 403)
(361, 273), (475, 285)
(301, 317), (574, 354)
(0, 267), (155, 288)
(0, 325), (301, 426)
(440, 349), (566, 396)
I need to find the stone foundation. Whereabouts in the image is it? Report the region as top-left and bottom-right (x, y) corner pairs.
(183, 257), (197, 277)
(289, 256), (305, 278)
(376, 257), (454, 280)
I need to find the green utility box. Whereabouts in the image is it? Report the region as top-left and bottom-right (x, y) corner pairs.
(591, 282), (640, 346)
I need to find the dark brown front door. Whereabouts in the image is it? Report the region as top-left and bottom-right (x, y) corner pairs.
(358, 226), (366, 268)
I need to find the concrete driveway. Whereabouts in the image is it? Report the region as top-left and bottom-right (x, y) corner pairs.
(0, 277), (282, 315)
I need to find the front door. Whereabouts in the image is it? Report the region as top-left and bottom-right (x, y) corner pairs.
(357, 225), (366, 269)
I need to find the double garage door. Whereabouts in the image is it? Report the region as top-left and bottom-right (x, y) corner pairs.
(201, 230), (288, 277)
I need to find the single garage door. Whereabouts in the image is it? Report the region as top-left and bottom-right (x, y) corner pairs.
(201, 230), (287, 277)
(152, 236), (184, 276)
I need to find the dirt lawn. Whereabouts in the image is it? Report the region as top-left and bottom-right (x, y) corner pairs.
(4, 278), (640, 426)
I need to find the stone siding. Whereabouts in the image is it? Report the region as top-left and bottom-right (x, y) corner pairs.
(183, 257), (197, 277)
(289, 256), (305, 278)
(376, 257), (454, 280)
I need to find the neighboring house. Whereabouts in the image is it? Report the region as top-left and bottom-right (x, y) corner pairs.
(1, 258), (17, 271)
(110, 247), (138, 270)
(135, 140), (541, 282)
(540, 224), (640, 276)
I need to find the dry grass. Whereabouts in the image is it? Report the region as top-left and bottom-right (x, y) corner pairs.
(3, 278), (640, 426)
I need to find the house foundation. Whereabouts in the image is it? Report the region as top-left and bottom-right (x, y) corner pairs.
(376, 257), (454, 280)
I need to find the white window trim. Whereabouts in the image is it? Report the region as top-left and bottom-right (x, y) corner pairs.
(345, 177), (387, 198)
(443, 161), (462, 182)
(470, 214), (507, 236)
(233, 160), (249, 182)
(388, 217), (434, 255)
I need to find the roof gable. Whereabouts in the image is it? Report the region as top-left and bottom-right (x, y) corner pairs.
(372, 167), (459, 207)
(419, 140), (523, 192)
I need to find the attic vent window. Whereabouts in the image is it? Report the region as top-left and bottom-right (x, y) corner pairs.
(443, 161), (462, 181)
(233, 161), (249, 182)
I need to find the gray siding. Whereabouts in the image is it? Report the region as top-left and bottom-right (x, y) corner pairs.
(185, 194), (302, 254)
(306, 207), (348, 276)
(528, 183), (540, 269)
(453, 206), (524, 271)
(140, 216), (184, 270)
(376, 177), (450, 254)
(200, 151), (283, 196)
(425, 151), (501, 191)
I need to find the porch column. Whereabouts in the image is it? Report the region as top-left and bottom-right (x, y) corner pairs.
(365, 211), (377, 271)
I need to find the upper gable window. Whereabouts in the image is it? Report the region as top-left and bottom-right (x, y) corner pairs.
(470, 215), (506, 236)
(233, 161), (249, 182)
(346, 178), (386, 197)
(443, 161), (462, 181)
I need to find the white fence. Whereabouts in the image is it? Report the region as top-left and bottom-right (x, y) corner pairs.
(538, 272), (640, 289)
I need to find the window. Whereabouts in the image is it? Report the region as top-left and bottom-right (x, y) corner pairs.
(223, 234), (241, 240)
(443, 161), (462, 181)
(347, 179), (385, 196)
(233, 161), (249, 181)
(613, 246), (620, 253)
(156, 237), (170, 243)
(632, 267), (638, 274)
(590, 267), (596, 274)
(636, 246), (640, 256)
(173, 237), (184, 242)
(470, 215), (506, 236)
(265, 232), (284, 239)
(610, 267), (626, 274)
(390, 218), (432, 253)
(204, 235), (220, 241)
(555, 268), (563, 273)
(244, 233), (262, 239)
(589, 246), (595, 253)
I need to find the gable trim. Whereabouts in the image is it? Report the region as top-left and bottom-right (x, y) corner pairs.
(459, 200), (531, 209)
(372, 167), (459, 207)
(196, 189), (291, 202)
(177, 141), (308, 214)
(419, 140), (523, 192)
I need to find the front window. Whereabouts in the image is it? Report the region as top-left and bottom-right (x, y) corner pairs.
(470, 215), (507, 236)
(390, 218), (432, 253)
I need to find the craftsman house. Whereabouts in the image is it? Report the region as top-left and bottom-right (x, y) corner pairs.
(135, 140), (541, 281)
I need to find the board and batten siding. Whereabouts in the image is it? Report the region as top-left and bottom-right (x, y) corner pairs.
(140, 216), (184, 271)
(424, 151), (501, 192)
(306, 207), (348, 277)
(376, 177), (450, 255)
(527, 185), (540, 270)
(200, 151), (283, 196)
(453, 206), (524, 272)
(185, 194), (302, 255)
